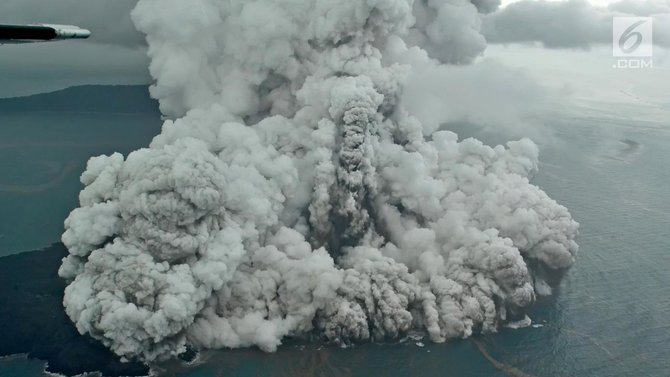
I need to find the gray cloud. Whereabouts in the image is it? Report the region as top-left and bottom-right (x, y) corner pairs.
(483, 0), (670, 49)
(6, 0), (668, 99)
(471, 0), (502, 14)
(608, 0), (670, 16)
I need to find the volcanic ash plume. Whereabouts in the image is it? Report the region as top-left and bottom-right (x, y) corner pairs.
(59, 0), (579, 362)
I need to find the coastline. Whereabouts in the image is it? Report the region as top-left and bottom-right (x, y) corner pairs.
(0, 243), (149, 376)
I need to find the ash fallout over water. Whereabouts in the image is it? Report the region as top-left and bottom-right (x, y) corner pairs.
(58, 0), (579, 362)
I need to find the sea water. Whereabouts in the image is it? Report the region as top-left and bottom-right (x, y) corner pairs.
(1, 111), (669, 376)
(0, 111), (161, 256)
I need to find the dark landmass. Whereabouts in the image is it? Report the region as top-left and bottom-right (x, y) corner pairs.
(0, 85), (159, 114)
(0, 243), (149, 376)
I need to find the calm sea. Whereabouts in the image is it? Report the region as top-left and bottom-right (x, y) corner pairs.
(1, 111), (669, 377)
(0, 111), (161, 255)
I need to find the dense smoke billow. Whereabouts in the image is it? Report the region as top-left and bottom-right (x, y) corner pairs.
(59, 0), (579, 362)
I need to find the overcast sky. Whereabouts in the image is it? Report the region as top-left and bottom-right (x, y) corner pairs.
(1, 0), (669, 119)
(0, 0), (148, 97)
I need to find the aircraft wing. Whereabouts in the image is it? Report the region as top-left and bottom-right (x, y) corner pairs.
(0, 24), (91, 44)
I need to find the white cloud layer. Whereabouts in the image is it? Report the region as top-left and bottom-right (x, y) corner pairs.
(484, 0), (670, 49)
(59, 0), (579, 362)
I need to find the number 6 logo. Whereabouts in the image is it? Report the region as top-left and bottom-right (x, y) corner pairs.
(613, 17), (653, 57)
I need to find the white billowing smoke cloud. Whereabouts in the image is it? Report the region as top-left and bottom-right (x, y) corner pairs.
(389, 42), (554, 137)
(406, 0), (488, 64)
(59, 0), (579, 362)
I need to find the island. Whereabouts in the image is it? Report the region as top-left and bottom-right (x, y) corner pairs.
(0, 243), (150, 376)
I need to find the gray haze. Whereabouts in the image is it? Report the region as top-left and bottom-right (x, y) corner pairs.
(483, 0), (670, 49)
(0, 0), (148, 97)
(2, 0), (670, 98)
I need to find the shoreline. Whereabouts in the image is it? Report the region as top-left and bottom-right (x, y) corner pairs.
(0, 243), (149, 376)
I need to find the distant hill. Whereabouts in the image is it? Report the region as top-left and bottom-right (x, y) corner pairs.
(0, 85), (160, 114)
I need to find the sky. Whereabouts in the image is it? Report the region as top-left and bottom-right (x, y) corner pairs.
(0, 0), (669, 121)
(0, 0), (149, 97)
(502, 0), (622, 6)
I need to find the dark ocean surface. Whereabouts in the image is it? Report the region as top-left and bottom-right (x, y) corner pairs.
(0, 87), (668, 376)
(0, 86), (162, 256)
